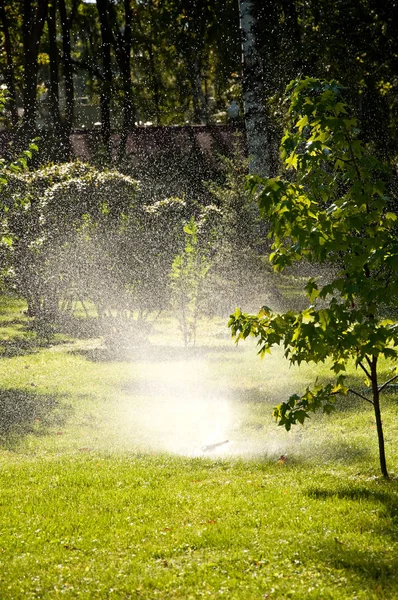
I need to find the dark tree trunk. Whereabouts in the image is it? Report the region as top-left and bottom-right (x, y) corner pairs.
(148, 43), (161, 125)
(58, 0), (75, 141)
(107, 0), (136, 159)
(96, 0), (113, 156)
(47, 0), (61, 132)
(120, 0), (135, 132)
(191, 60), (206, 124)
(118, 59), (135, 160)
(370, 357), (389, 479)
(280, 0), (302, 80)
(186, 0), (207, 123)
(0, 0), (19, 127)
(21, 0), (49, 140)
(138, 1), (161, 124)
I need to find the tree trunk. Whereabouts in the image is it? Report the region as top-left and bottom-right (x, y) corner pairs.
(147, 38), (161, 125)
(58, 0), (75, 142)
(370, 356), (389, 479)
(47, 0), (61, 132)
(138, 1), (161, 124)
(0, 0), (19, 127)
(238, 0), (270, 176)
(96, 0), (113, 156)
(121, 0), (135, 132)
(22, 0), (49, 140)
(116, 0), (135, 159)
(102, 0), (136, 160)
(191, 60), (206, 123)
(118, 62), (135, 160)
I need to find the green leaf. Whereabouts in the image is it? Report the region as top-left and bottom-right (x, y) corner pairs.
(304, 279), (319, 302)
(285, 154), (298, 169)
(318, 309), (330, 331)
(296, 114), (309, 131)
(301, 309), (315, 324)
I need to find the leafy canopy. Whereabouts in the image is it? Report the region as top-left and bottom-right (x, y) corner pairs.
(229, 77), (398, 430)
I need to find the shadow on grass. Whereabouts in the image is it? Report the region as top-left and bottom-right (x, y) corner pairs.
(314, 542), (397, 591)
(306, 484), (398, 589)
(0, 336), (50, 358)
(54, 315), (103, 339)
(231, 387), (291, 404)
(71, 343), (240, 363)
(0, 388), (73, 448)
(0, 315), (98, 358)
(307, 485), (398, 539)
(296, 438), (373, 465)
(0, 318), (29, 327)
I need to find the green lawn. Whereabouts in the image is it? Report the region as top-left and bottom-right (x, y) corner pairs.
(0, 296), (397, 599)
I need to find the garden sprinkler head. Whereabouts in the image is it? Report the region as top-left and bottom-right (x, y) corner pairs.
(201, 440), (230, 452)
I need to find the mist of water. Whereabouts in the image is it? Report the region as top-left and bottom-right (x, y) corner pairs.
(91, 329), (318, 461)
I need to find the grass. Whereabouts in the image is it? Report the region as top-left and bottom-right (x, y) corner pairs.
(0, 294), (397, 599)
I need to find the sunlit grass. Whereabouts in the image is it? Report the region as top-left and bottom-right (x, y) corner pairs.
(0, 295), (397, 599)
(1, 454), (397, 599)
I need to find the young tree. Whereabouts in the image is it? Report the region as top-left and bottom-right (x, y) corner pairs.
(170, 216), (211, 347)
(229, 77), (398, 478)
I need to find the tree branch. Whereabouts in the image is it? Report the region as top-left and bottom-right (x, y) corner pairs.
(358, 360), (372, 380)
(348, 388), (374, 404)
(378, 373), (398, 394)
(365, 355), (373, 370)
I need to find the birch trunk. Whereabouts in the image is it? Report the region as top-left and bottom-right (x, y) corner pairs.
(239, 0), (270, 176)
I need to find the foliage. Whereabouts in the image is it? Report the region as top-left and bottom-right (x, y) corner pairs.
(0, 87), (40, 284)
(2, 153), (207, 348)
(1, 161), (139, 318)
(229, 77), (398, 478)
(0, 0), (242, 134)
(3, 0), (398, 165)
(204, 140), (281, 315)
(206, 140), (260, 252)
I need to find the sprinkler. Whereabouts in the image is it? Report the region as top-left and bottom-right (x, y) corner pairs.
(201, 440), (230, 452)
